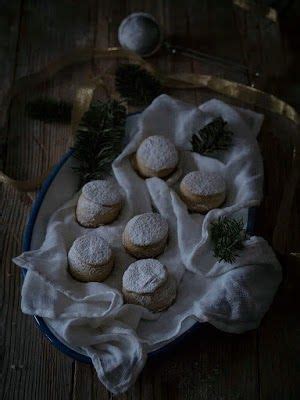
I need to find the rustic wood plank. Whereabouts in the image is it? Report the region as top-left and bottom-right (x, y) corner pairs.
(253, 3), (299, 400)
(1, 1), (96, 399)
(258, 254), (300, 400)
(0, 2), (28, 400)
(72, 363), (110, 400)
(255, 118), (294, 242)
(0, 0), (22, 172)
(233, 2), (297, 246)
(190, 0), (249, 108)
(234, 3), (300, 400)
(188, 0), (247, 83)
(163, 0), (197, 105)
(0, 0), (22, 109)
(136, 324), (258, 400)
(233, 3), (263, 86)
(233, 0), (285, 89)
(278, 0), (300, 111)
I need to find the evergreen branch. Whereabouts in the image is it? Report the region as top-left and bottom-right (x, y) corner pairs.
(115, 63), (163, 106)
(26, 98), (72, 123)
(192, 117), (233, 155)
(210, 216), (246, 263)
(72, 99), (126, 185)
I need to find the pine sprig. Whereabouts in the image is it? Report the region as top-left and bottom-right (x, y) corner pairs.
(115, 63), (163, 106)
(192, 117), (233, 155)
(26, 97), (72, 123)
(72, 99), (126, 185)
(210, 216), (246, 263)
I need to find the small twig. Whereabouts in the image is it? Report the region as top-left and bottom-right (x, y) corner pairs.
(192, 117), (233, 155)
(115, 63), (163, 106)
(210, 216), (246, 263)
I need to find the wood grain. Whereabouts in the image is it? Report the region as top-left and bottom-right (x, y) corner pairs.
(1, 0), (299, 399)
(258, 254), (300, 400)
(234, 3), (300, 400)
(1, 0), (95, 399)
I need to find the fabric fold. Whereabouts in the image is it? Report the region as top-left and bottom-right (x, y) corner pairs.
(13, 95), (281, 393)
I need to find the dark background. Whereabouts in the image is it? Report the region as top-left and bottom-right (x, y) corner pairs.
(1, 1), (299, 399)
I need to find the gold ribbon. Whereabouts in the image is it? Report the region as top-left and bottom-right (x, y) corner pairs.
(70, 76), (109, 144)
(1, 47), (299, 189)
(163, 74), (300, 126)
(0, 170), (53, 192)
(233, 0), (278, 23)
(1, 47), (299, 255)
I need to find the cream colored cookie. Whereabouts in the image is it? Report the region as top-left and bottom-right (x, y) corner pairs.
(68, 233), (114, 282)
(122, 259), (177, 312)
(136, 135), (179, 178)
(122, 213), (168, 258)
(179, 170), (226, 213)
(76, 180), (122, 227)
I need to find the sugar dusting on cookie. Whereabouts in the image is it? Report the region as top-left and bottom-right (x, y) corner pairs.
(69, 234), (112, 266)
(123, 259), (167, 294)
(181, 170), (226, 196)
(77, 196), (111, 223)
(82, 180), (122, 205)
(125, 213), (168, 246)
(137, 135), (178, 171)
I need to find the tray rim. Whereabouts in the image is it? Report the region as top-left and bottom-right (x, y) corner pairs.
(21, 145), (257, 365)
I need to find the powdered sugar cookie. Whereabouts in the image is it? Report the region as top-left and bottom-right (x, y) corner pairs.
(76, 180), (122, 227)
(136, 135), (179, 178)
(122, 259), (177, 312)
(68, 233), (114, 282)
(180, 170), (226, 213)
(123, 212), (168, 258)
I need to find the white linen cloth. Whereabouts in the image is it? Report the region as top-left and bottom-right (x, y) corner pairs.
(13, 95), (281, 394)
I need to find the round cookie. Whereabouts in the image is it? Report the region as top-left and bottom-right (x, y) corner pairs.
(122, 259), (177, 312)
(180, 170), (226, 213)
(136, 135), (179, 178)
(123, 213), (168, 258)
(68, 233), (114, 282)
(76, 180), (122, 227)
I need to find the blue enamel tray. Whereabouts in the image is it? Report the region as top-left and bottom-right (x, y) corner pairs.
(22, 147), (256, 364)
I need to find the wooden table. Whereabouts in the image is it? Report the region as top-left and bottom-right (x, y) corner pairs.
(1, 1), (299, 399)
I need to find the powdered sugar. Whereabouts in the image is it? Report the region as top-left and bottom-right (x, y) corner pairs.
(77, 196), (110, 222)
(69, 233), (112, 266)
(123, 259), (167, 294)
(125, 213), (168, 246)
(82, 180), (122, 205)
(136, 135), (178, 171)
(181, 170), (226, 196)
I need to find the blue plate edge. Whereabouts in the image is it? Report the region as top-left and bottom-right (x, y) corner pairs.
(21, 148), (257, 365)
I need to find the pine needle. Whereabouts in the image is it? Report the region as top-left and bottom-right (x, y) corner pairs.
(72, 99), (126, 185)
(115, 63), (163, 106)
(210, 216), (246, 263)
(192, 117), (233, 155)
(26, 98), (72, 123)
